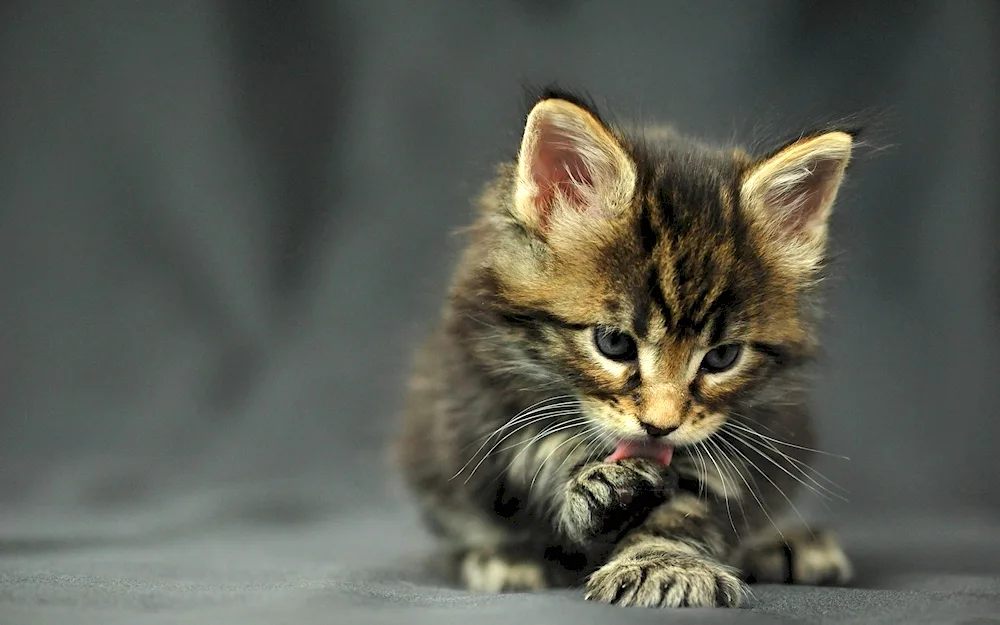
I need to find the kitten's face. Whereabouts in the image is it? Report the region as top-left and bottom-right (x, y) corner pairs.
(484, 96), (852, 451)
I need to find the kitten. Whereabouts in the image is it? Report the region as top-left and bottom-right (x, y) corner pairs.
(395, 89), (854, 608)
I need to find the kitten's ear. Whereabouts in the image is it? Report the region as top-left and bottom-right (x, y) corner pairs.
(740, 131), (853, 272)
(513, 99), (636, 232)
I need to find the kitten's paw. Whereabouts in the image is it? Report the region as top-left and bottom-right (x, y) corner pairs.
(460, 548), (548, 593)
(559, 459), (674, 544)
(735, 527), (852, 586)
(585, 551), (749, 608)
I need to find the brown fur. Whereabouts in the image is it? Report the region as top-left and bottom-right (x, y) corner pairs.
(394, 89), (855, 608)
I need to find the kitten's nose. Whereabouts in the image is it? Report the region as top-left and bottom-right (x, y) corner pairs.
(641, 422), (678, 438)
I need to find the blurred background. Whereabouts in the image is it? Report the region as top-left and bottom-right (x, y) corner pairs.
(1, 0), (998, 587)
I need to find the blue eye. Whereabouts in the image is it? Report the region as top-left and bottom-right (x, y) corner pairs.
(700, 343), (743, 373)
(593, 327), (638, 362)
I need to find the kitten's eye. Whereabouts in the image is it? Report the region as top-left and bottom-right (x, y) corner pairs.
(700, 343), (743, 373)
(593, 327), (638, 362)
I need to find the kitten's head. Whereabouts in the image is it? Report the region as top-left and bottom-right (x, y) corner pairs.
(472, 92), (853, 450)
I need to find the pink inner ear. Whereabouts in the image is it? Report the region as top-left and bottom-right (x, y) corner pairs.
(768, 157), (840, 235)
(529, 124), (595, 216)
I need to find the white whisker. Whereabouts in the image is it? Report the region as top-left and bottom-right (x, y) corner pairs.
(529, 428), (591, 494)
(531, 426), (600, 495)
(691, 443), (709, 501)
(490, 410), (587, 453)
(461, 410), (584, 483)
(714, 435), (786, 543)
(497, 417), (589, 481)
(719, 438), (768, 539)
(721, 426), (847, 503)
(726, 418), (850, 460)
(714, 433), (812, 538)
(451, 395), (577, 479)
(702, 439), (739, 539)
(723, 421), (849, 495)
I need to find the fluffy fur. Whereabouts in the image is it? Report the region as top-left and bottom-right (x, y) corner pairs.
(394, 89), (855, 608)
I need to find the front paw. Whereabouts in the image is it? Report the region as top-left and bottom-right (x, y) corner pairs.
(585, 551), (748, 608)
(558, 459), (675, 544)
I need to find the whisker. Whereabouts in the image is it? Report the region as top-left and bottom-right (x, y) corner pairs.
(496, 417), (589, 481)
(452, 396), (577, 478)
(454, 410), (572, 480)
(691, 443), (709, 501)
(495, 415), (590, 454)
(721, 427), (847, 503)
(531, 426), (600, 495)
(723, 418), (851, 493)
(569, 427), (605, 469)
(462, 412), (585, 482)
(702, 440), (739, 540)
(726, 411), (783, 437)
(739, 442), (848, 496)
(722, 429), (832, 501)
(584, 429), (616, 468)
(714, 436), (786, 543)
(725, 418), (850, 460)
(529, 427), (593, 494)
(723, 424), (848, 494)
(707, 438), (755, 540)
(588, 429), (613, 463)
(459, 396), (576, 452)
(714, 433), (812, 538)
(569, 429), (604, 475)
(496, 410), (587, 452)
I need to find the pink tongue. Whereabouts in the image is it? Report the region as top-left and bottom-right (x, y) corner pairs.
(605, 440), (674, 466)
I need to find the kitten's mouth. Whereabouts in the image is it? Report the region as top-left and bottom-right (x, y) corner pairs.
(604, 439), (674, 466)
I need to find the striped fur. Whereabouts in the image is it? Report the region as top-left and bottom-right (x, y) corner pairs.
(394, 89), (856, 608)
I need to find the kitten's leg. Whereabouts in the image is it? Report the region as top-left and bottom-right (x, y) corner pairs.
(495, 428), (675, 545)
(557, 458), (676, 544)
(584, 493), (749, 608)
(455, 429), (677, 590)
(420, 496), (586, 593)
(458, 544), (549, 593)
(556, 458), (677, 544)
(730, 525), (852, 586)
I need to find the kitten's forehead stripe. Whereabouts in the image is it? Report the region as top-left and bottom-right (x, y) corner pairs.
(632, 267), (671, 340)
(637, 203), (658, 256)
(631, 160), (746, 343)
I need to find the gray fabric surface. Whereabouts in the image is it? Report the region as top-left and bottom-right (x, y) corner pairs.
(2, 2), (999, 623)
(3, 506), (1000, 624)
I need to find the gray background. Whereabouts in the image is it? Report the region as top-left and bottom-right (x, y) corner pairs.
(1, 2), (998, 624)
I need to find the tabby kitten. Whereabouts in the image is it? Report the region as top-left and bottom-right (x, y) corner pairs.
(395, 89), (854, 608)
